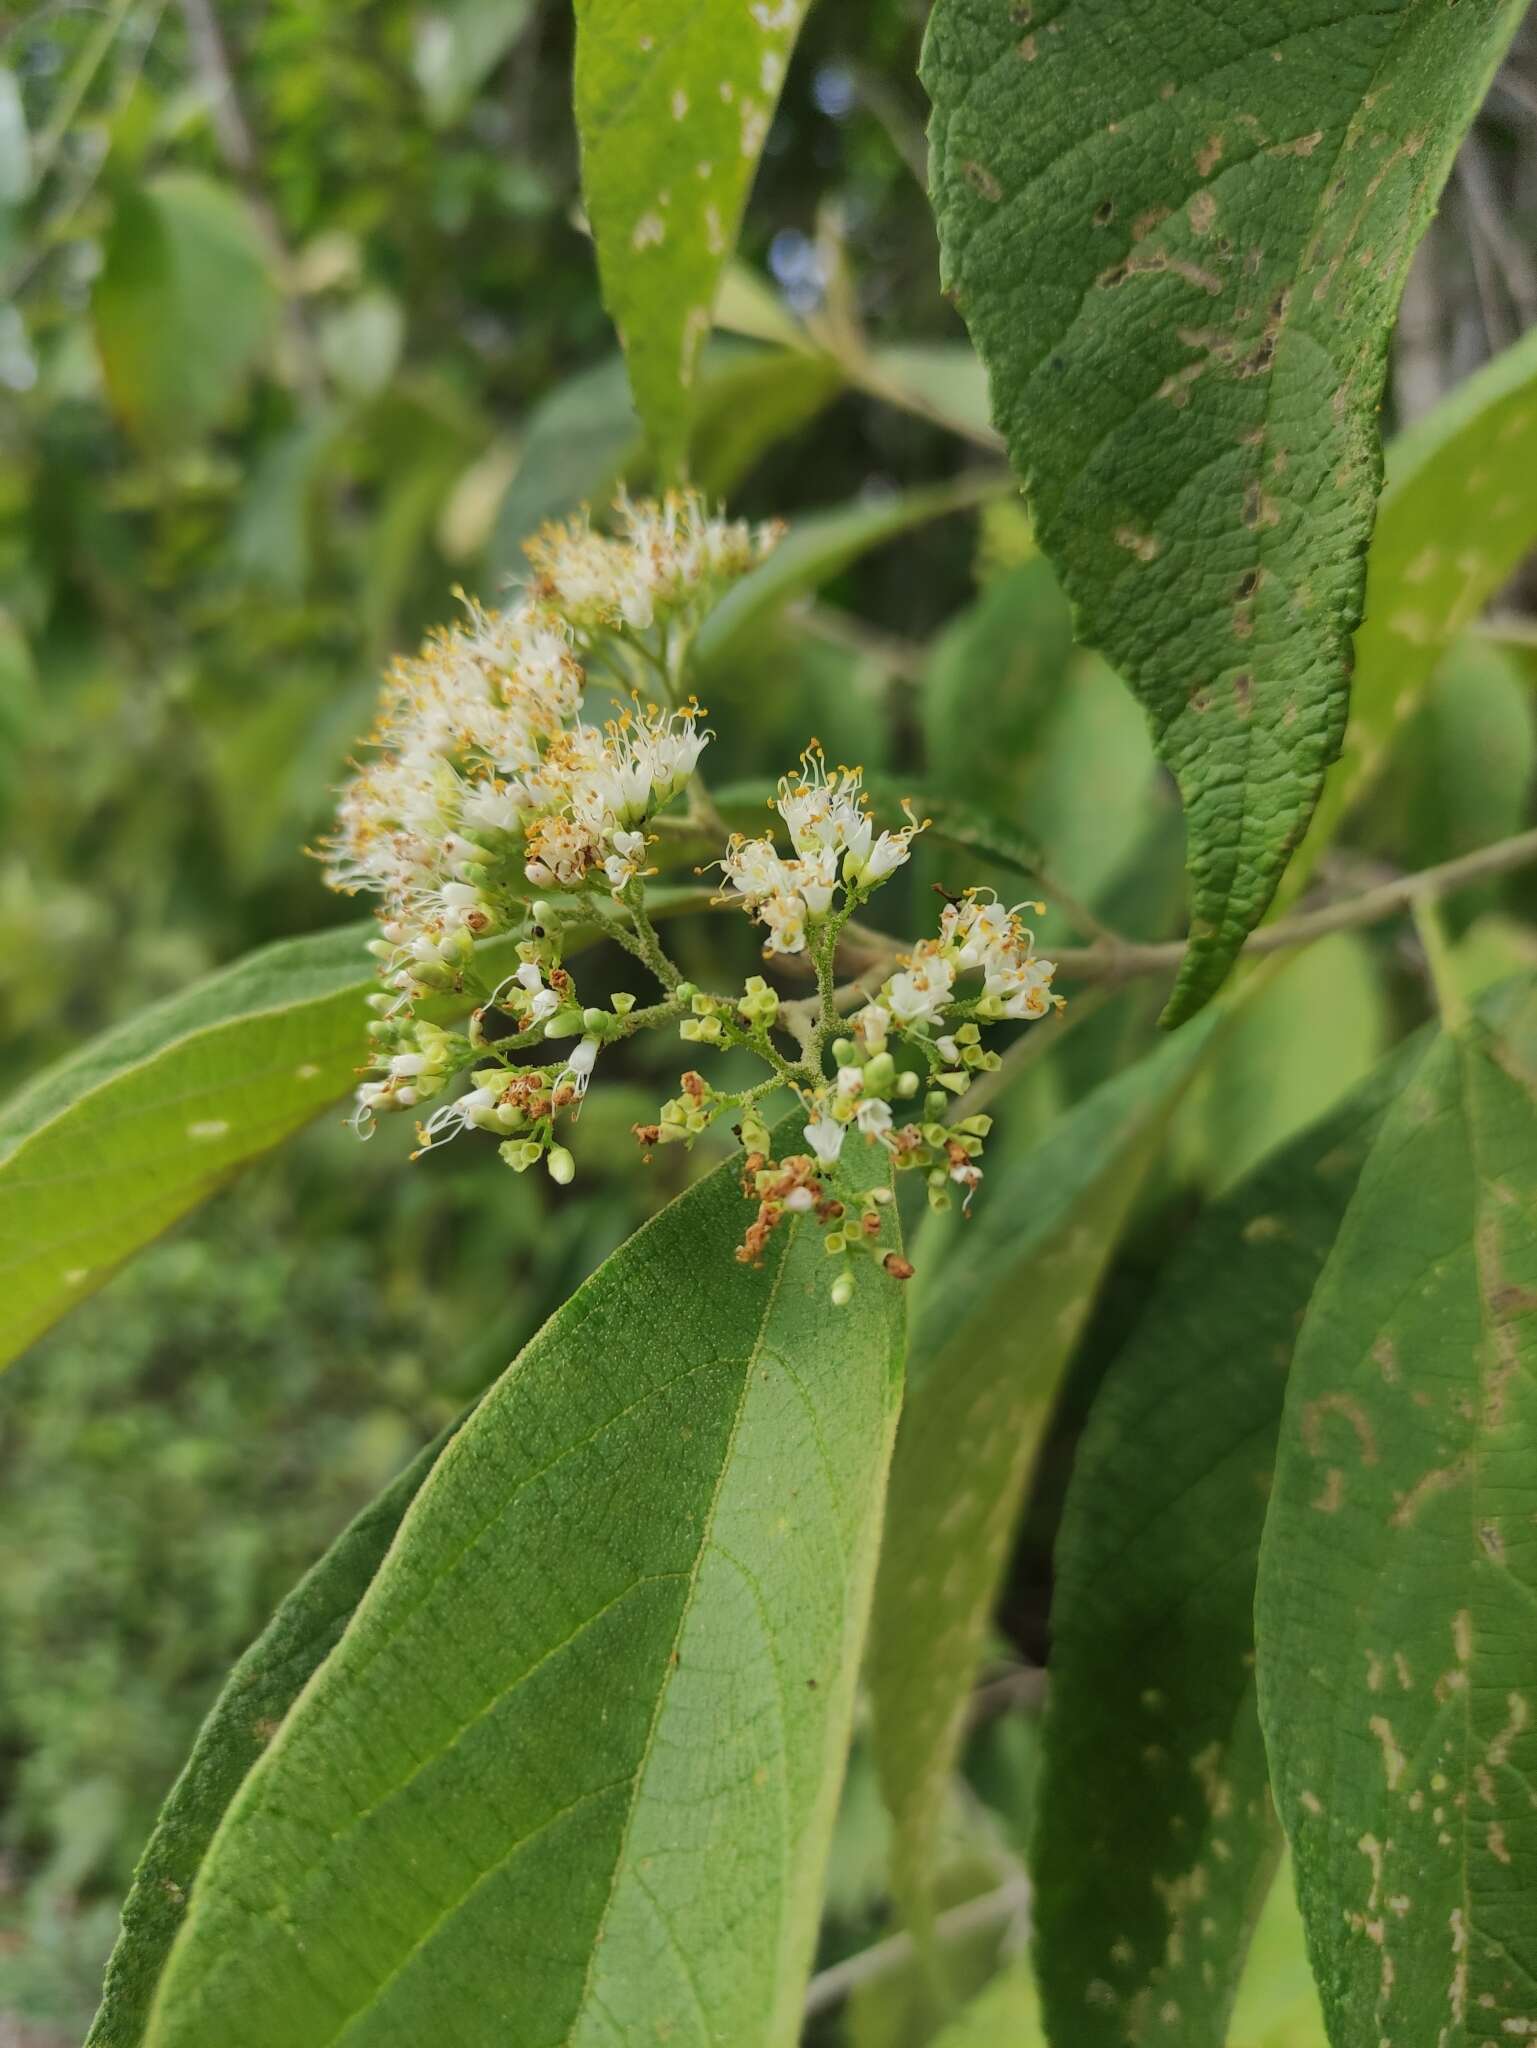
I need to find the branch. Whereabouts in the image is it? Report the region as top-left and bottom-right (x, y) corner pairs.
(802, 1873), (1031, 2018)
(1056, 825), (1537, 986)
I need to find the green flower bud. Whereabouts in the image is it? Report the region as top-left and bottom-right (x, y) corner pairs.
(546, 1145), (576, 1186)
(830, 1271), (855, 1309)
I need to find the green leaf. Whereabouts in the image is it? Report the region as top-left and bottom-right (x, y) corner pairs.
(144, 1126), (904, 2047)
(1256, 980), (1537, 2046)
(1289, 325), (1537, 892)
(87, 1417), (469, 2048)
(1349, 639), (1537, 924)
(1033, 1040), (1416, 2048)
(93, 173), (278, 448)
(1174, 932), (1389, 1195)
(923, 558), (1075, 809)
(930, 1961), (1045, 2047)
(0, 895), (709, 1369)
(0, 66), (31, 207)
(922, 0), (1524, 1024)
(413, 0), (533, 127)
(868, 1013), (1221, 1946)
(696, 470), (1012, 676)
(1227, 1863), (1328, 2048)
(573, 0), (811, 476)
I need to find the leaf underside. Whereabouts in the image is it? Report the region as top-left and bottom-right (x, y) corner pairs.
(144, 1124), (903, 2048)
(1257, 982), (1537, 2045)
(921, 0), (1523, 1023)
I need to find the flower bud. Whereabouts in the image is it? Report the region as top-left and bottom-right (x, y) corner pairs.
(546, 1145), (576, 1186)
(830, 1270), (855, 1308)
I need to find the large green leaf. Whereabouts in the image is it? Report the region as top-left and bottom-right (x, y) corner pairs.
(573, 0), (811, 475)
(88, 1417), (469, 2048)
(93, 172), (278, 448)
(0, 894), (708, 1370)
(1290, 325), (1537, 892)
(1256, 982), (1537, 2045)
(1033, 1042), (1415, 2048)
(922, 0), (1523, 1023)
(144, 1126), (904, 2047)
(930, 1959), (1045, 2045)
(867, 1013), (1221, 1946)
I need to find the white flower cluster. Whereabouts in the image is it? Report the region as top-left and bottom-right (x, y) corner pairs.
(717, 749), (926, 956)
(323, 490), (774, 1006)
(788, 890), (1061, 1206)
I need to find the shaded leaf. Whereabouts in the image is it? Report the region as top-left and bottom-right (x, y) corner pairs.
(1034, 1040), (1416, 2047)
(696, 471), (1011, 676)
(868, 1014), (1222, 1944)
(1257, 980), (1537, 2045)
(93, 173), (278, 447)
(929, 1958), (1044, 2046)
(923, 557), (1075, 809)
(87, 1418), (469, 2048)
(144, 1126), (904, 2047)
(1227, 1862), (1328, 2048)
(922, 0), (1524, 1022)
(1290, 324), (1537, 891)
(574, 0), (811, 475)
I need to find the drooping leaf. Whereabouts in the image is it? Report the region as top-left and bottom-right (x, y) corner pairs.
(0, 894), (708, 1369)
(93, 173), (278, 448)
(1033, 1040), (1417, 2048)
(1256, 980), (1537, 2046)
(922, 0), (1524, 1023)
(697, 470), (1012, 676)
(87, 1416), (470, 2048)
(868, 1013), (1222, 1945)
(144, 1126), (904, 2048)
(1289, 324), (1537, 892)
(573, 0), (812, 475)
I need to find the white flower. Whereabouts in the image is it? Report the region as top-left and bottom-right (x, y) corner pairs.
(883, 949), (956, 1027)
(836, 1066), (864, 1098)
(856, 1098), (894, 1141)
(803, 1114), (846, 1167)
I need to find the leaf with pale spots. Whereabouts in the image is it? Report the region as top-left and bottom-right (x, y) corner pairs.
(1286, 323), (1537, 896)
(1033, 1039), (1419, 2048)
(0, 893), (708, 1370)
(867, 1013), (1222, 1946)
(573, 0), (812, 478)
(1256, 977), (1537, 2047)
(87, 1418), (468, 2048)
(922, 0), (1524, 1024)
(142, 1119), (904, 2048)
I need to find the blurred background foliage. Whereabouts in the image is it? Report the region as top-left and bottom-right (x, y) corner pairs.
(3, 0), (1537, 2037)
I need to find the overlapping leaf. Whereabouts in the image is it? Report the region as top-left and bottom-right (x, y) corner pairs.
(868, 1013), (1220, 1944)
(144, 1127), (904, 2048)
(88, 1419), (468, 2048)
(923, 0), (1524, 1022)
(1033, 1043), (1416, 2047)
(1289, 325), (1537, 892)
(573, 0), (812, 475)
(1257, 981), (1537, 2045)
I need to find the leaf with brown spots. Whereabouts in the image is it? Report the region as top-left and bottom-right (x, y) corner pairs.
(573, 0), (812, 479)
(922, 0), (1524, 1024)
(1033, 1037), (1419, 2048)
(1257, 977), (1537, 2047)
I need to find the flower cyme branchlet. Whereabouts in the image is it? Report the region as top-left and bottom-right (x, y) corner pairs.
(322, 500), (1063, 1292)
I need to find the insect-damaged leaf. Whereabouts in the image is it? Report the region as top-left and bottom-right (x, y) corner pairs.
(1033, 1041), (1418, 2047)
(143, 1126), (903, 2048)
(87, 1420), (467, 2048)
(922, 0), (1524, 1024)
(573, 0), (811, 478)
(1257, 979), (1537, 2045)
